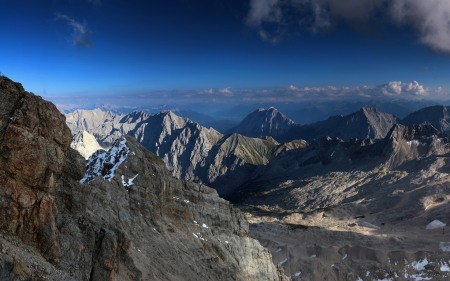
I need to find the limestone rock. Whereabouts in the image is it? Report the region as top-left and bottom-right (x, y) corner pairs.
(0, 76), (287, 281)
(228, 107), (296, 138)
(0, 75), (71, 260)
(70, 130), (104, 160)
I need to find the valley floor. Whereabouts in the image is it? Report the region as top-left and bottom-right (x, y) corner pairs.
(243, 205), (450, 281)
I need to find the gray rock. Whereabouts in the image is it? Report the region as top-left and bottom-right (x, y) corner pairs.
(228, 107), (296, 138)
(0, 76), (288, 281)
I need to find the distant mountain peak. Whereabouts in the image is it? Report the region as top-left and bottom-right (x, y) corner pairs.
(228, 107), (297, 138)
(402, 105), (450, 133)
(282, 107), (397, 142)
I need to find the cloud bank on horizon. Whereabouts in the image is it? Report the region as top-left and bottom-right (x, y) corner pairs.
(247, 0), (450, 53)
(49, 81), (450, 111)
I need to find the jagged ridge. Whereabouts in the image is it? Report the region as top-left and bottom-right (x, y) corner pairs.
(0, 76), (287, 281)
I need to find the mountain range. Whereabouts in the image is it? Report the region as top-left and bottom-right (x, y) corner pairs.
(67, 109), (281, 196)
(3, 74), (450, 280)
(402, 105), (450, 134)
(0, 76), (287, 281)
(66, 102), (450, 280)
(280, 107), (398, 142)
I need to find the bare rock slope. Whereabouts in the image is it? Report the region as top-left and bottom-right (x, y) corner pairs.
(402, 105), (450, 133)
(232, 123), (450, 280)
(281, 107), (397, 142)
(0, 76), (287, 281)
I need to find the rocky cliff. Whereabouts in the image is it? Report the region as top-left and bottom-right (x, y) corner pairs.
(0, 76), (286, 281)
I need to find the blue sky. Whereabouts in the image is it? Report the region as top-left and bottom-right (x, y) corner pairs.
(2, 0), (450, 107)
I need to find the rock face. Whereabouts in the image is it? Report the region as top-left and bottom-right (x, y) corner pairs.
(0, 76), (287, 281)
(402, 105), (450, 133)
(228, 107), (296, 138)
(282, 107), (397, 142)
(0, 76), (71, 260)
(70, 130), (104, 159)
(129, 111), (222, 181)
(196, 134), (278, 195)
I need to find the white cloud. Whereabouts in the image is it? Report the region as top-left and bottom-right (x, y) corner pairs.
(289, 85), (299, 91)
(379, 81), (428, 96)
(51, 81), (447, 109)
(389, 0), (450, 53)
(55, 13), (91, 48)
(246, 0), (450, 53)
(219, 87), (234, 97)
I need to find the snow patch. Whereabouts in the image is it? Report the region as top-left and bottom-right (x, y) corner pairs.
(441, 262), (450, 272)
(192, 232), (206, 241)
(426, 220), (446, 230)
(408, 274), (431, 281)
(202, 223), (209, 229)
(121, 174), (138, 187)
(407, 140), (421, 147)
(440, 242), (450, 252)
(411, 258), (428, 271)
(80, 138), (130, 183)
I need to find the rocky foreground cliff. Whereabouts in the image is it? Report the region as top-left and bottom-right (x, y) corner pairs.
(0, 76), (287, 281)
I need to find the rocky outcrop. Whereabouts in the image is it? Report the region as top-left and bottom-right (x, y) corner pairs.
(228, 107), (296, 138)
(0, 76), (71, 260)
(70, 130), (104, 159)
(0, 76), (287, 281)
(282, 107), (397, 142)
